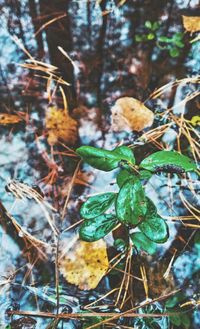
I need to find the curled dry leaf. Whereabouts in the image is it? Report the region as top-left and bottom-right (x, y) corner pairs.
(182, 16), (200, 33)
(59, 239), (108, 290)
(46, 107), (78, 146)
(0, 113), (23, 125)
(111, 97), (154, 132)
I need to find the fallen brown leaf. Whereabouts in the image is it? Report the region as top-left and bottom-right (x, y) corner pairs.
(46, 106), (78, 146)
(111, 97), (154, 132)
(182, 16), (200, 33)
(0, 113), (23, 125)
(59, 239), (109, 290)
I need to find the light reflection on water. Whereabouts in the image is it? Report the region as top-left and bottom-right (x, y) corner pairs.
(0, 0), (200, 327)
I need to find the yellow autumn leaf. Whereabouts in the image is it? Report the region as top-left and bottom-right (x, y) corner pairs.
(45, 106), (78, 146)
(182, 16), (200, 33)
(59, 239), (109, 290)
(190, 115), (200, 126)
(111, 97), (154, 132)
(0, 113), (23, 125)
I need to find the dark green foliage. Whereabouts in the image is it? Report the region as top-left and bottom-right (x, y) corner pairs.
(79, 214), (118, 242)
(134, 302), (169, 329)
(77, 145), (135, 171)
(140, 150), (197, 172)
(116, 178), (147, 226)
(165, 293), (191, 328)
(130, 232), (157, 254)
(139, 215), (169, 243)
(135, 21), (185, 58)
(116, 169), (132, 187)
(77, 145), (196, 253)
(80, 193), (116, 219)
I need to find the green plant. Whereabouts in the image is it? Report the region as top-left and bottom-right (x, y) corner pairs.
(133, 302), (169, 329)
(135, 20), (185, 58)
(165, 293), (191, 328)
(157, 32), (185, 58)
(76, 145), (197, 254)
(135, 21), (160, 42)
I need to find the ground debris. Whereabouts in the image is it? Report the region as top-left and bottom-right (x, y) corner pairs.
(59, 239), (108, 290)
(182, 16), (200, 33)
(111, 97), (154, 132)
(0, 113), (25, 125)
(46, 106), (78, 146)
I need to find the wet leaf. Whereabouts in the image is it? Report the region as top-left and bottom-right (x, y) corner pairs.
(130, 232), (157, 254)
(79, 214), (118, 241)
(59, 239), (109, 290)
(139, 215), (169, 243)
(139, 170), (153, 180)
(182, 16), (200, 33)
(116, 179), (147, 226)
(80, 192), (116, 219)
(77, 145), (135, 171)
(116, 169), (133, 187)
(0, 113), (23, 125)
(46, 106), (78, 145)
(111, 97), (154, 132)
(139, 150), (197, 172)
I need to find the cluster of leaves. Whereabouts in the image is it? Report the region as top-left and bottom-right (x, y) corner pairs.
(76, 145), (197, 254)
(165, 293), (191, 328)
(135, 20), (185, 57)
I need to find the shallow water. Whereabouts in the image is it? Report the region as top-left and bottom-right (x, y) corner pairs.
(0, 0), (200, 328)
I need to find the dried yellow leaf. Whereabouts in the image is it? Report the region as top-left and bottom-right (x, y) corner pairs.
(182, 16), (200, 33)
(59, 239), (109, 290)
(46, 107), (78, 145)
(111, 97), (154, 132)
(0, 113), (23, 125)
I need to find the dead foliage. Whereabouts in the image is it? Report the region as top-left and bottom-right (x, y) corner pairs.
(59, 239), (109, 290)
(45, 106), (78, 146)
(182, 16), (200, 33)
(0, 113), (25, 125)
(111, 97), (154, 132)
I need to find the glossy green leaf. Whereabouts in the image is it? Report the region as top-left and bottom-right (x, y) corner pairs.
(130, 232), (157, 255)
(139, 150), (197, 173)
(80, 193), (116, 219)
(79, 214), (118, 242)
(113, 145), (135, 162)
(139, 215), (169, 243)
(77, 145), (135, 171)
(116, 170), (133, 188)
(169, 315), (181, 326)
(116, 179), (147, 226)
(139, 170), (153, 180)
